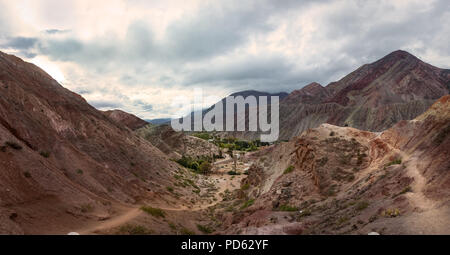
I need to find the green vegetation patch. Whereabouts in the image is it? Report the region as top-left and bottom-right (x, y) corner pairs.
(386, 158), (402, 167)
(196, 224), (214, 234)
(117, 224), (153, 235)
(141, 206), (166, 218)
(240, 199), (255, 209)
(283, 165), (294, 174)
(278, 204), (298, 212)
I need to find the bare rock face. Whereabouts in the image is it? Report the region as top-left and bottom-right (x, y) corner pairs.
(218, 95), (450, 234)
(103, 110), (149, 130)
(0, 51), (185, 234)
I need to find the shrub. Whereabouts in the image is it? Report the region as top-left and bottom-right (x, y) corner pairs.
(166, 186), (174, 193)
(386, 159), (402, 167)
(241, 183), (250, 190)
(329, 131), (336, 136)
(317, 157), (328, 167)
(40, 151), (50, 158)
(227, 171), (240, 175)
(76, 169), (84, 175)
(23, 171), (32, 178)
(278, 204), (298, 212)
(118, 224), (152, 235)
(141, 206), (165, 218)
(193, 132), (211, 140)
(80, 203), (94, 213)
(240, 199), (255, 209)
(355, 201), (369, 211)
(298, 209), (312, 217)
(5, 141), (22, 150)
(382, 208), (401, 218)
(199, 161), (212, 175)
(434, 125), (450, 145)
(393, 186), (412, 198)
(180, 227), (195, 235)
(197, 224), (214, 234)
(283, 165), (294, 174)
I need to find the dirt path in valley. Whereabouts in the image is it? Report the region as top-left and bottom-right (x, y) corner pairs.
(75, 153), (250, 235)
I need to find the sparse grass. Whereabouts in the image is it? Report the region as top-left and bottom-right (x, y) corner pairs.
(197, 224), (214, 234)
(240, 199), (255, 209)
(117, 224), (153, 235)
(241, 183), (250, 190)
(166, 186), (174, 193)
(355, 201), (369, 211)
(76, 169), (84, 175)
(141, 206), (165, 218)
(40, 151), (50, 158)
(278, 204), (298, 212)
(283, 165), (294, 174)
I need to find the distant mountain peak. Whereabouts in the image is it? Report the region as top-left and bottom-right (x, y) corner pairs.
(229, 90), (288, 99)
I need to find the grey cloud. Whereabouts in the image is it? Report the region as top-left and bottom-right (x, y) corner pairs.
(134, 99), (153, 111)
(1, 36), (37, 49)
(1, 0), (449, 118)
(90, 100), (123, 109)
(45, 29), (70, 34)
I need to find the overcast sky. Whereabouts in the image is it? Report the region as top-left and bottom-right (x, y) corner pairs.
(0, 0), (449, 119)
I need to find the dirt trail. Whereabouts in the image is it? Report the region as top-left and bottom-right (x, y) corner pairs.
(75, 153), (251, 235)
(374, 142), (448, 234)
(77, 207), (142, 235)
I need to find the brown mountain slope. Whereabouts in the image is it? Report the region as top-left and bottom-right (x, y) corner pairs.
(213, 95), (450, 234)
(136, 124), (220, 160)
(0, 51), (191, 234)
(223, 50), (449, 141)
(103, 109), (149, 130)
(279, 50), (450, 140)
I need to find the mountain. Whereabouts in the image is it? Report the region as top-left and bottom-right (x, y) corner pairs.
(220, 50), (450, 140)
(228, 90), (289, 101)
(103, 109), (149, 130)
(136, 124), (220, 160)
(214, 95), (450, 234)
(146, 118), (171, 125)
(0, 51), (193, 234)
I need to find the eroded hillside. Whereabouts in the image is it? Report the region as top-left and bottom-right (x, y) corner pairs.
(211, 96), (450, 234)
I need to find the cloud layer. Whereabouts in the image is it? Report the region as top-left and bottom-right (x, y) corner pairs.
(0, 0), (449, 119)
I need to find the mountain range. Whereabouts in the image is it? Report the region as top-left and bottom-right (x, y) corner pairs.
(206, 50), (449, 140)
(0, 50), (448, 235)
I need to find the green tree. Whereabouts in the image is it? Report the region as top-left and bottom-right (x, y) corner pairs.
(199, 161), (212, 175)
